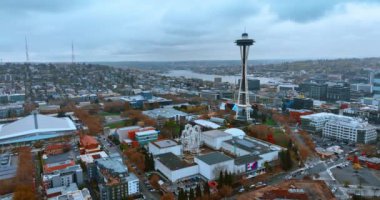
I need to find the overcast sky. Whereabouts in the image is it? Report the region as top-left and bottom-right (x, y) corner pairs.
(1, 0), (380, 62)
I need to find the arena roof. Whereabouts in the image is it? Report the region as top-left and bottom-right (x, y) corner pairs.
(0, 113), (77, 141)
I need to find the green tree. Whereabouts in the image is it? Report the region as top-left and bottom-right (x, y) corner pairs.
(203, 181), (210, 195)
(161, 120), (181, 138)
(189, 188), (195, 200)
(195, 184), (202, 198)
(261, 114), (267, 123)
(144, 153), (151, 172)
(178, 188), (186, 200)
(287, 139), (293, 149)
(218, 171), (224, 187)
(279, 150), (292, 171)
(224, 171), (233, 186)
(264, 161), (273, 173)
(286, 149), (293, 169)
(57, 110), (66, 117)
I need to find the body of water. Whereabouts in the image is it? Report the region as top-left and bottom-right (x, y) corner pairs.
(163, 70), (282, 84)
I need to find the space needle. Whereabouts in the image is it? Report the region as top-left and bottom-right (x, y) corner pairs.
(235, 32), (255, 121)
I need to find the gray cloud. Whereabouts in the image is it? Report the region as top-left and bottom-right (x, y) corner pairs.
(0, 0), (379, 62)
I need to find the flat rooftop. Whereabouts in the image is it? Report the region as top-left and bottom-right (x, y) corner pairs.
(79, 151), (108, 164)
(96, 157), (128, 174)
(202, 130), (231, 138)
(143, 107), (188, 119)
(152, 139), (179, 148)
(194, 119), (221, 129)
(196, 152), (233, 165)
(302, 112), (375, 129)
(0, 153), (18, 180)
(156, 152), (195, 170)
(224, 137), (274, 155)
(44, 151), (76, 164)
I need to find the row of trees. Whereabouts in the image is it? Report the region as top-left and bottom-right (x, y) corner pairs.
(173, 105), (209, 115)
(160, 120), (181, 139)
(124, 147), (146, 171)
(122, 110), (156, 127)
(177, 181), (210, 200)
(74, 108), (103, 135)
(246, 124), (274, 141)
(217, 171), (234, 188)
(103, 101), (128, 113)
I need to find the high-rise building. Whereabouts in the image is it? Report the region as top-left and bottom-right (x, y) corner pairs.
(214, 77), (223, 88)
(326, 84), (350, 101)
(238, 78), (260, 91)
(299, 83), (327, 100)
(214, 77), (222, 83)
(293, 98), (313, 110)
(301, 113), (377, 144)
(235, 32), (254, 121)
(373, 72), (380, 99)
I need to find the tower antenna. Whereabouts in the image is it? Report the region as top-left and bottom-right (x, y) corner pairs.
(25, 36), (29, 62)
(71, 41), (75, 64)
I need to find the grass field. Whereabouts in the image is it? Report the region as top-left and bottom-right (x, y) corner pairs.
(99, 112), (120, 116)
(265, 118), (276, 126)
(106, 121), (125, 129)
(273, 129), (289, 148)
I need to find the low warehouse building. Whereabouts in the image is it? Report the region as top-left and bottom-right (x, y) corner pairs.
(201, 130), (232, 150)
(222, 136), (283, 177)
(154, 152), (198, 182)
(194, 152), (234, 180)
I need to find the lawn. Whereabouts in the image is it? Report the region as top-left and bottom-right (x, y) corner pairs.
(106, 121), (126, 129)
(273, 129), (289, 148)
(265, 118), (276, 126)
(99, 111), (120, 116)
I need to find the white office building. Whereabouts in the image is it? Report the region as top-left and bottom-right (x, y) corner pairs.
(301, 113), (377, 143)
(323, 117), (377, 144)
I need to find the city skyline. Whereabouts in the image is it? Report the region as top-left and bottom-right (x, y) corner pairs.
(1, 0), (380, 62)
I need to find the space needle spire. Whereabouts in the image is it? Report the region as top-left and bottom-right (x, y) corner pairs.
(235, 32), (255, 121)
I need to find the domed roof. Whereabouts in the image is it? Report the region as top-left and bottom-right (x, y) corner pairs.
(224, 128), (246, 139)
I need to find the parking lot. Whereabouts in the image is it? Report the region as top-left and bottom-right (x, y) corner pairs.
(331, 164), (380, 187)
(311, 134), (357, 154)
